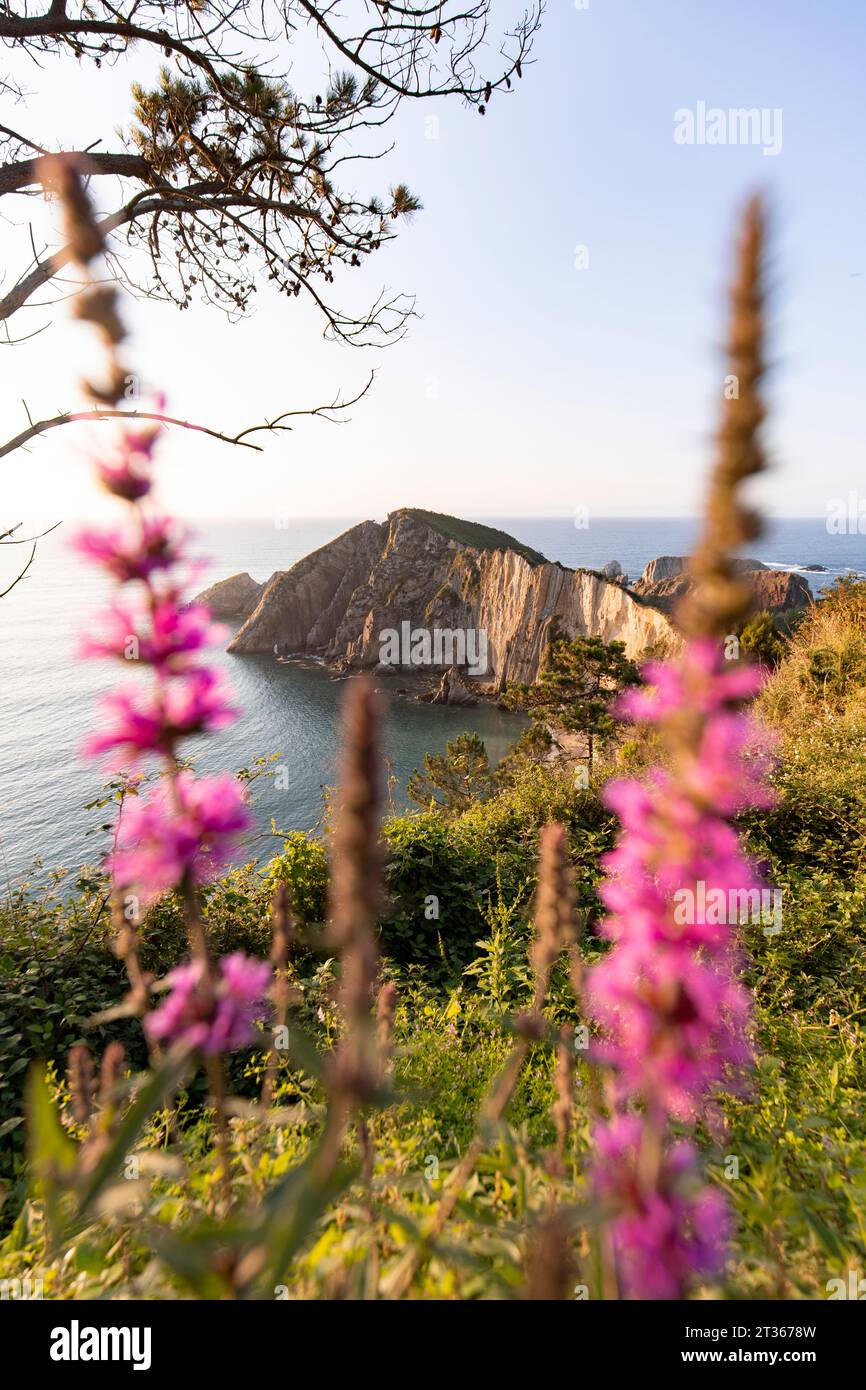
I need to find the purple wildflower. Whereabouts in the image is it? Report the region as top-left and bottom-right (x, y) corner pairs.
(587, 640), (773, 1296)
(109, 773), (252, 901)
(145, 952), (271, 1054)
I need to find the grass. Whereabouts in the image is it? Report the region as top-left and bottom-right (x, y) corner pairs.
(401, 509), (549, 567)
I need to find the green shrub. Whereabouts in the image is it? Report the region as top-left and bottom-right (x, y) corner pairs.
(382, 765), (612, 971)
(262, 832), (329, 926)
(0, 871), (138, 1198)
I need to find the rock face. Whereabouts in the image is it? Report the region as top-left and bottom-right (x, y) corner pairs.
(195, 572), (263, 619)
(637, 555), (687, 587)
(634, 568), (811, 614)
(744, 570), (813, 611)
(223, 509), (678, 683)
(227, 521), (386, 654)
(636, 555), (768, 589)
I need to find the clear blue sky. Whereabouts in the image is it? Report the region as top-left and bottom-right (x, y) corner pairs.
(2, 0), (863, 522)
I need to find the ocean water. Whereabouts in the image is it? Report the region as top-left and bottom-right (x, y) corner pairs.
(1, 515), (861, 884)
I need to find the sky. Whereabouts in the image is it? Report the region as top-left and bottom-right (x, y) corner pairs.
(1, 0), (864, 525)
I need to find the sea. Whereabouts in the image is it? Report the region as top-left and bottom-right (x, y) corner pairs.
(1, 516), (862, 885)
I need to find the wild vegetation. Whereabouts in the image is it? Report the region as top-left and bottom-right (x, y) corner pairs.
(1, 145), (861, 1303)
(2, 575), (866, 1298)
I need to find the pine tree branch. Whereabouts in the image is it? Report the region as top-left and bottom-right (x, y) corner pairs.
(0, 151), (150, 197)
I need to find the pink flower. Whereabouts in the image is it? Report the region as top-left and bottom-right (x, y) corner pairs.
(587, 639), (771, 1296)
(588, 939), (751, 1119)
(96, 452), (152, 502)
(81, 599), (226, 671)
(72, 517), (188, 584)
(86, 669), (238, 763)
(94, 414), (163, 501)
(109, 772), (252, 900)
(591, 1116), (729, 1299)
(617, 638), (764, 724)
(145, 951), (271, 1054)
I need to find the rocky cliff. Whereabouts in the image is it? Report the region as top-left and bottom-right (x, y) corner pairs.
(220, 510), (678, 685)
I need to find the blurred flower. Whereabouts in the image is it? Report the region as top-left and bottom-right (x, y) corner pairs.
(93, 413), (163, 501)
(591, 1115), (729, 1299)
(72, 516), (188, 585)
(86, 669), (238, 764)
(146, 951), (271, 1054)
(109, 772), (251, 900)
(588, 640), (771, 1296)
(81, 599), (226, 671)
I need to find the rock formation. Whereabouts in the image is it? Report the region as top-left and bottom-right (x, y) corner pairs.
(637, 555), (688, 587)
(220, 509), (678, 685)
(195, 571), (263, 618)
(429, 666), (478, 706)
(635, 555), (768, 589)
(634, 567), (811, 614)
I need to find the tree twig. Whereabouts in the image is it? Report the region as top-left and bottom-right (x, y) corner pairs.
(0, 373), (375, 462)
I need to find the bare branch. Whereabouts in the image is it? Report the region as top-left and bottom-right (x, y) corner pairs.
(0, 372), (375, 461)
(0, 150), (150, 195)
(0, 519), (61, 543)
(0, 517), (62, 597)
(0, 540), (37, 597)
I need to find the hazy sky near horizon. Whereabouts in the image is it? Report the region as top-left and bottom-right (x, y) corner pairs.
(1, 0), (864, 527)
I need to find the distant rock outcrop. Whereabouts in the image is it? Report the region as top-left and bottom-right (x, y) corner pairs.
(226, 521), (386, 654)
(633, 567), (811, 614)
(637, 555), (687, 587)
(217, 509), (678, 685)
(635, 554), (768, 589)
(743, 570), (813, 611)
(195, 572), (263, 619)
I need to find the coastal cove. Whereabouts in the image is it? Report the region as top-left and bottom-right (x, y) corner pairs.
(1, 515), (861, 882)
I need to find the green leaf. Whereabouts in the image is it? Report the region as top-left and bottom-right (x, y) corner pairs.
(25, 1063), (78, 1243)
(26, 1065), (77, 1176)
(258, 1141), (357, 1292)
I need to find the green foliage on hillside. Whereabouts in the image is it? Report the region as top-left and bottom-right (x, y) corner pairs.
(402, 509), (549, 566)
(407, 731), (498, 813)
(3, 581), (866, 1295)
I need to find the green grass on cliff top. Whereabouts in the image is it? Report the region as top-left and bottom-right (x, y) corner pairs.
(401, 509), (549, 567)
